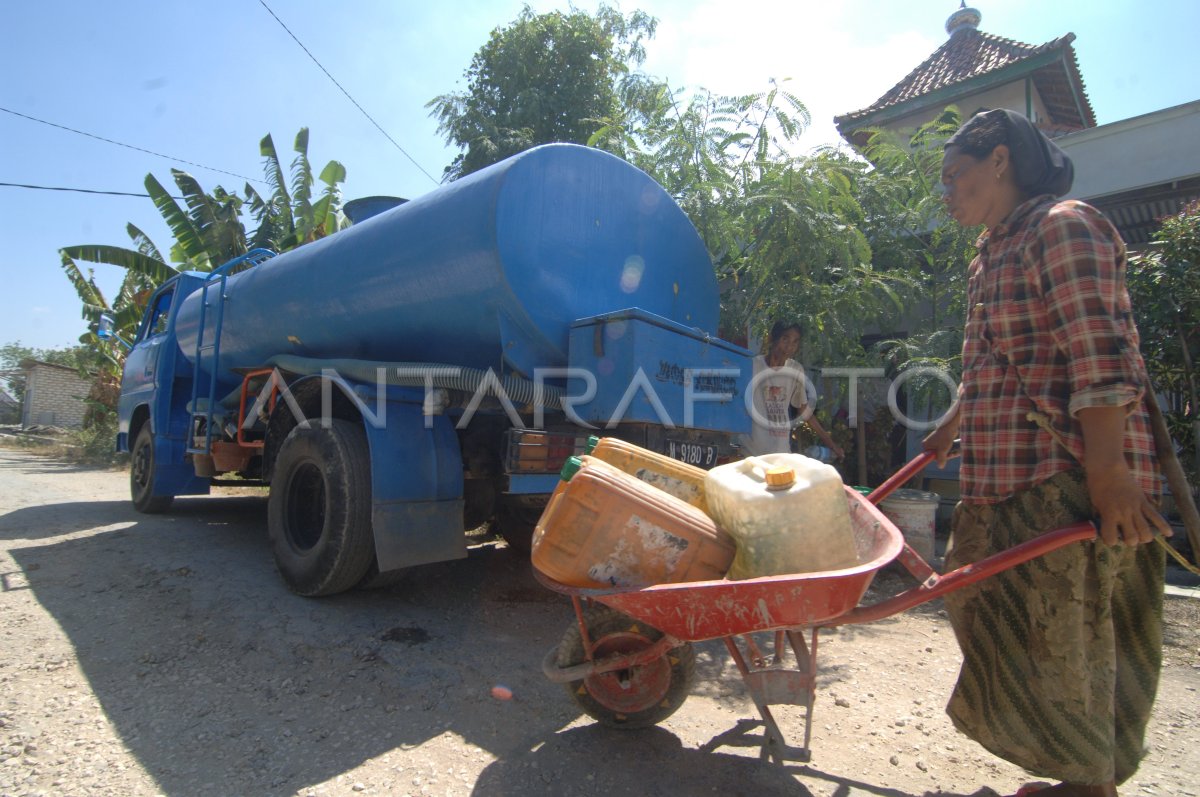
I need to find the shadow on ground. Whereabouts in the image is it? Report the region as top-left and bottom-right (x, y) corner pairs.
(1, 488), (949, 796)
(470, 722), (999, 797)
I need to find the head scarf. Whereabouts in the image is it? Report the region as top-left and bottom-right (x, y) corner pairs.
(946, 109), (1075, 197)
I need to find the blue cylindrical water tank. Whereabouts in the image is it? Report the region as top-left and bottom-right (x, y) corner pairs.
(175, 144), (718, 388)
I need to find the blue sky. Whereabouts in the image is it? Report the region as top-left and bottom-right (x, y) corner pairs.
(2, 0), (1197, 353)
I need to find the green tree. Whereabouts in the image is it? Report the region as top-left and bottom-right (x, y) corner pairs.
(606, 79), (920, 365)
(246, 129), (346, 251)
(605, 91), (985, 478)
(428, 10), (929, 364)
(427, 4), (657, 180)
(1128, 199), (1200, 481)
(854, 112), (980, 417)
(857, 111), (978, 330)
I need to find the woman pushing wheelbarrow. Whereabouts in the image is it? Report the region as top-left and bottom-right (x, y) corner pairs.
(537, 110), (1194, 797)
(925, 109), (1176, 797)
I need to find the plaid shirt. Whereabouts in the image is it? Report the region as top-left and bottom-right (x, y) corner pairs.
(958, 195), (1159, 503)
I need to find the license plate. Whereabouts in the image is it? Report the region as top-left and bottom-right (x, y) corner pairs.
(666, 440), (718, 468)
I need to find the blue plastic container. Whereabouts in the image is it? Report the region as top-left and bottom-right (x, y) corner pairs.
(174, 144), (718, 391)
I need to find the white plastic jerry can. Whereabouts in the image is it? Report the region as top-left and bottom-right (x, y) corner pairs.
(705, 453), (859, 579)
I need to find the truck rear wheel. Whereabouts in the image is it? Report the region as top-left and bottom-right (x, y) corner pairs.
(131, 425), (174, 514)
(268, 420), (375, 596)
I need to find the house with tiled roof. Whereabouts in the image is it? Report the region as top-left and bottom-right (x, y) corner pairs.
(835, 4), (1200, 246)
(835, 4), (1093, 147)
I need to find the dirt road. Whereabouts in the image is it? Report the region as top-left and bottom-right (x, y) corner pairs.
(0, 447), (1196, 797)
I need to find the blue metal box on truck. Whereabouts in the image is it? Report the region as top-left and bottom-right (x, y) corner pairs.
(567, 308), (752, 467)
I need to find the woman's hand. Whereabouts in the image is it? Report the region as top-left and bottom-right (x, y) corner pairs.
(1078, 405), (1173, 546)
(1085, 461), (1172, 547)
(922, 403), (961, 468)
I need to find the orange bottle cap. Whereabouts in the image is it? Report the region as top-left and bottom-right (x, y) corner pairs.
(765, 465), (796, 489)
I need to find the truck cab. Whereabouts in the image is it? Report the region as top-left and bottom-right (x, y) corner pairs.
(118, 272), (212, 512)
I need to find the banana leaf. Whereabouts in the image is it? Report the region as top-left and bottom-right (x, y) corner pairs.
(145, 174), (208, 267)
(60, 244), (178, 285)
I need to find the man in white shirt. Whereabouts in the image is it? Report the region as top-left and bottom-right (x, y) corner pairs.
(742, 322), (845, 458)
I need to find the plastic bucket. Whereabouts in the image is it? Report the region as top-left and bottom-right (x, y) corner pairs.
(878, 488), (940, 562)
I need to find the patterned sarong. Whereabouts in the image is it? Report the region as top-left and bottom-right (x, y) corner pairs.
(943, 469), (1165, 785)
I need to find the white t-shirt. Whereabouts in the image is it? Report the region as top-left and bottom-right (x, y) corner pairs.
(741, 355), (810, 456)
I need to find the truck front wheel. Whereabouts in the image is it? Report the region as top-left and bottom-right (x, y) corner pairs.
(268, 420), (375, 596)
(131, 425), (174, 514)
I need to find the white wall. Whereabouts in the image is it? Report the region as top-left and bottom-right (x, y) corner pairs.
(871, 80), (1051, 144)
(1058, 100), (1200, 200)
(21, 364), (91, 429)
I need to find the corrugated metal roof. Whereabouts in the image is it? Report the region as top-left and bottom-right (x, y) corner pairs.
(1088, 177), (1200, 247)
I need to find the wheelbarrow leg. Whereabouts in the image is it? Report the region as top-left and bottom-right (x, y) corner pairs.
(706, 628), (820, 764)
(786, 628), (818, 758)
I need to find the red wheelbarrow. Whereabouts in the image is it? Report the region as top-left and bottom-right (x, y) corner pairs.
(534, 450), (1097, 763)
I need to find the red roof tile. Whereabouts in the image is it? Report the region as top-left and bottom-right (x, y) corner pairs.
(835, 27), (1095, 136)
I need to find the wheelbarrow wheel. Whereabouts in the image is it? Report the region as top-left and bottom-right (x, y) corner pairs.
(556, 605), (694, 729)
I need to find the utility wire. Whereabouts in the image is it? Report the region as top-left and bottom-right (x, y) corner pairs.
(0, 106), (262, 184)
(257, 0), (440, 185)
(0, 181), (186, 200)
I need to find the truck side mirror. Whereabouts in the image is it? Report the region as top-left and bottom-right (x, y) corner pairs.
(95, 313), (115, 340)
(94, 312), (132, 350)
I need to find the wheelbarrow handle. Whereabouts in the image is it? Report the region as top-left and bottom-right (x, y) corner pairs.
(865, 440), (960, 506)
(828, 520), (1098, 627)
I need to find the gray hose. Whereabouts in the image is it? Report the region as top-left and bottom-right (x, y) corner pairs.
(265, 355), (564, 410)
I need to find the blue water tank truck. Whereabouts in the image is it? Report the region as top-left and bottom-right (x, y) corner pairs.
(110, 144), (752, 595)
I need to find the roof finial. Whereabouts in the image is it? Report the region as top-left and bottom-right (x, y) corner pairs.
(946, 3), (982, 37)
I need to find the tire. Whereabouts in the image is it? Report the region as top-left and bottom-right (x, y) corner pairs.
(130, 425), (174, 514)
(494, 498), (545, 554)
(268, 420), (375, 596)
(556, 605), (694, 728)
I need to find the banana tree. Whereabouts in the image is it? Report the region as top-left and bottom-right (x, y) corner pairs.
(60, 128), (346, 351)
(59, 168), (242, 345)
(58, 128), (347, 417)
(245, 128), (346, 251)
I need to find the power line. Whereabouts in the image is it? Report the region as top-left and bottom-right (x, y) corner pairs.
(0, 181), (186, 200)
(0, 106), (263, 185)
(257, 0), (440, 185)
